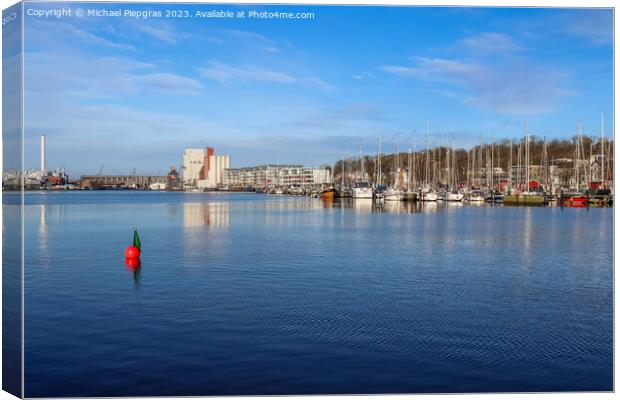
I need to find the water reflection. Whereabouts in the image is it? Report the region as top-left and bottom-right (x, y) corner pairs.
(38, 204), (49, 261)
(183, 202), (230, 229)
(318, 198), (443, 214)
(181, 202), (232, 259)
(352, 199), (373, 214)
(125, 258), (141, 289)
(522, 207), (533, 264)
(420, 201), (438, 214)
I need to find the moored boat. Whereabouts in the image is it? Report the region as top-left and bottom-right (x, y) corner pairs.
(384, 188), (404, 201)
(446, 191), (464, 202)
(421, 190), (438, 202)
(352, 181), (373, 199)
(319, 187), (337, 199)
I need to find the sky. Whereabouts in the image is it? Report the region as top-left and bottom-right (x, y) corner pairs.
(21, 3), (613, 176)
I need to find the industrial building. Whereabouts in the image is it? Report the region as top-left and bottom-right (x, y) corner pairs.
(182, 146), (230, 189)
(79, 175), (167, 189)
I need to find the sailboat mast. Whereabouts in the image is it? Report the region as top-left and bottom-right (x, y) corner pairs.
(601, 112), (605, 188)
(542, 136), (547, 189)
(412, 130), (417, 189)
(407, 148), (412, 191)
(359, 140), (364, 180)
(425, 120), (430, 187)
(491, 130), (495, 191)
(525, 122), (530, 192)
(341, 155), (345, 187)
(509, 139), (513, 192)
(445, 133), (449, 188)
(377, 136), (382, 187)
(589, 140), (593, 188)
(451, 140), (456, 189)
(395, 141), (400, 188)
(467, 148), (470, 189)
(517, 140), (522, 190)
(574, 122), (580, 191)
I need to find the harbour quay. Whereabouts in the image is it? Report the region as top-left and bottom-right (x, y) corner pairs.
(80, 175), (167, 190)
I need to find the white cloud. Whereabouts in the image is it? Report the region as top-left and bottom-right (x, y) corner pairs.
(457, 32), (525, 54)
(198, 62), (296, 83)
(353, 72), (374, 80)
(382, 58), (488, 87)
(562, 11), (613, 46)
(382, 57), (575, 115)
(224, 29), (288, 53)
(57, 22), (135, 50)
(137, 73), (203, 95)
(198, 62), (335, 91)
(225, 29), (274, 44)
(27, 20), (135, 51)
(132, 21), (191, 44)
(302, 76), (336, 91)
(510, 10), (612, 47)
(25, 52), (202, 98)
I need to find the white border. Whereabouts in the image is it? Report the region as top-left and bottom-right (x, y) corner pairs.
(0, 1), (617, 400)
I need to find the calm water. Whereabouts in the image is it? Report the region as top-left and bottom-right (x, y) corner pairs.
(17, 191), (613, 396)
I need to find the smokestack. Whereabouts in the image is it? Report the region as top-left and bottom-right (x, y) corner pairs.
(40, 134), (46, 175)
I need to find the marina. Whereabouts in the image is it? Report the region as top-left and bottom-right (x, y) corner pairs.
(5, 117), (613, 210)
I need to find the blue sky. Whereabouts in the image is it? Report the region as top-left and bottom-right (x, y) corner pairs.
(22, 3), (613, 176)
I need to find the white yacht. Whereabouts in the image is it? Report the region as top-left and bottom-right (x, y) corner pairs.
(467, 193), (485, 202)
(421, 189), (438, 202)
(384, 187), (404, 201)
(446, 191), (464, 202)
(352, 181), (373, 199)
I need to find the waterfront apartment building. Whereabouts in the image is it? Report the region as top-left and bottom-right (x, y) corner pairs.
(222, 165), (331, 189)
(182, 146), (230, 189)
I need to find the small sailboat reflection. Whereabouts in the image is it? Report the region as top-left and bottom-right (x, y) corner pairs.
(125, 257), (142, 288)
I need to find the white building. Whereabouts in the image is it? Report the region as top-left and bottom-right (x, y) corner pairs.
(197, 155), (230, 189)
(183, 147), (231, 189)
(182, 148), (205, 187)
(312, 168), (331, 185)
(222, 165), (331, 188)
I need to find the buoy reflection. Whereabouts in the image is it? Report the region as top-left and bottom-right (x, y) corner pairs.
(125, 257), (142, 288)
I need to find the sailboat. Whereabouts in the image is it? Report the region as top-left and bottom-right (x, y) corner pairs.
(385, 142), (404, 201)
(445, 140), (464, 202)
(467, 190), (485, 202)
(320, 162), (338, 199)
(420, 120), (438, 202)
(374, 136), (385, 200)
(406, 130), (418, 201)
(446, 192), (464, 201)
(353, 181), (373, 198)
(421, 188), (439, 202)
(352, 142), (373, 199)
(561, 121), (588, 206)
(504, 122), (543, 205)
(320, 187), (337, 199)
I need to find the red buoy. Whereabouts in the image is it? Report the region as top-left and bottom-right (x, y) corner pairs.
(125, 245), (141, 259)
(125, 257), (141, 270)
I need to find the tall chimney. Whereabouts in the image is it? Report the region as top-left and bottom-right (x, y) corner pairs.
(40, 134), (46, 175)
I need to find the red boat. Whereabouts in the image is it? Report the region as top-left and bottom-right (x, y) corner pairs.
(563, 195), (588, 207)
